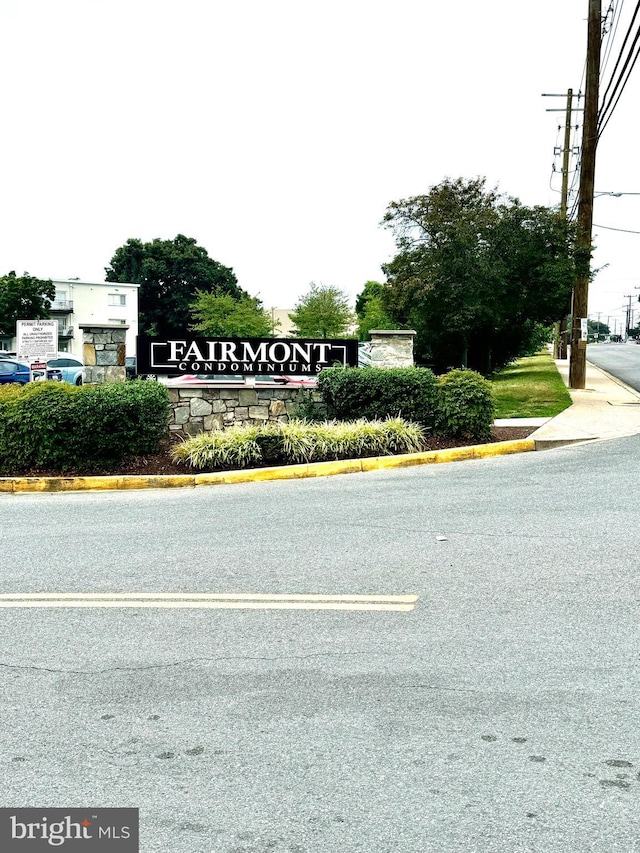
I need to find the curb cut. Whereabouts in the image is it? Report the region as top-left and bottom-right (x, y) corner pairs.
(0, 439), (536, 494)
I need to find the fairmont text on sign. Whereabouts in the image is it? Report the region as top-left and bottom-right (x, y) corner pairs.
(136, 336), (359, 376)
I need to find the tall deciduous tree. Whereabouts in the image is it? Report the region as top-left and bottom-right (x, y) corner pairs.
(381, 178), (577, 373)
(354, 280), (397, 341)
(0, 271), (55, 336)
(105, 234), (245, 337)
(190, 291), (275, 337)
(289, 282), (355, 338)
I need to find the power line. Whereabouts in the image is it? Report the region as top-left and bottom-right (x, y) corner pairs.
(598, 0), (640, 135)
(593, 222), (640, 232)
(598, 0), (639, 106)
(600, 0), (625, 77)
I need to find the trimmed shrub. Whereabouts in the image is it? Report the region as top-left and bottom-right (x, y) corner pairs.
(0, 379), (169, 473)
(290, 388), (327, 422)
(171, 417), (426, 470)
(316, 366), (439, 427)
(434, 369), (495, 442)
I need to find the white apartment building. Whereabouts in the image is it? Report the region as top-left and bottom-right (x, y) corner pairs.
(39, 279), (139, 357)
(1, 278), (139, 357)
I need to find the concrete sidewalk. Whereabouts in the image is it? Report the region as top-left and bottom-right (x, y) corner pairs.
(518, 358), (640, 449)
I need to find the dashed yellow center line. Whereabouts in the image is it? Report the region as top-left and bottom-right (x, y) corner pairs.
(0, 593), (419, 612)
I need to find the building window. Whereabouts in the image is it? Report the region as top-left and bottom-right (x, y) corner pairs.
(108, 293), (126, 306)
(108, 319), (127, 325)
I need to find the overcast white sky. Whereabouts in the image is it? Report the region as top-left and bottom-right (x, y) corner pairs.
(1, 0), (638, 330)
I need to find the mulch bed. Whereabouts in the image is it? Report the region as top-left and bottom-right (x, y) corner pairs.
(1, 427), (536, 479)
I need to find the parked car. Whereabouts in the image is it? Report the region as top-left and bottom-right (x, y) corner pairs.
(164, 374), (317, 387)
(46, 354), (84, 385)
(125, 356), (137, 380)
(0, 360), (30, 384)
(272, 375), (317, 387)
(0, 359), (62, 384)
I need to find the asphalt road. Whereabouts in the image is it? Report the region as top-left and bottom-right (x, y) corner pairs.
(587, 341), (640, 392)
(1, 439), (640, 852)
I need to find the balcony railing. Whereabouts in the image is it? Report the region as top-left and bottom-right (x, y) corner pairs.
(50, 299), (73, 312)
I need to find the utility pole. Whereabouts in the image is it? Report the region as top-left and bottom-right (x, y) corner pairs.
(624, 295), (635, 339)
(560, 89), (574, 219)
(558, 89), (575, 359)
(569, 0), (602, 388)
(543, 89), (579, 359)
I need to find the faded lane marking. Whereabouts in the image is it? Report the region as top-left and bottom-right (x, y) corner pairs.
(0, 593), (419, 612)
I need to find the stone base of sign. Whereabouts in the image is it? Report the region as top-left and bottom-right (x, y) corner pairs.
(80, 324), (129, 383)
(168, 385), (323, 436)
(369, 329), (416, 368)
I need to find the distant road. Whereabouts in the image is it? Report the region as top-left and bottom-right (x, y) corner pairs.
(587, 342), (640, 393)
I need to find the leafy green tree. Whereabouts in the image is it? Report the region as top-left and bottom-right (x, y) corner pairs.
(105, 234), (245, 337)
(0, 271), (55, 336)
(190, 291), (275, 337)
(354, 280), (397, 341)
(381, 177), (577, 374)
(289, 282), (355, 338)
(587, 319), (610, 337)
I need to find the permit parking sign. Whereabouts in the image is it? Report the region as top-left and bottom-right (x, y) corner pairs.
(16, 320), (58, 361)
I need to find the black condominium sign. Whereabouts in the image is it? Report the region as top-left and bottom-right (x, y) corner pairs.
(136, 336), (359, 376)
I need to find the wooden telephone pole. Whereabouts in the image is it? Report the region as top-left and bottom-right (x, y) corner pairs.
(569, 0), (602, 389)
(558, 89), (575, 359)
(543, 88), (580, 359)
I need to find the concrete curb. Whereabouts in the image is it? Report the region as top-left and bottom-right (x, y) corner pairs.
(0, 439), (536, 494)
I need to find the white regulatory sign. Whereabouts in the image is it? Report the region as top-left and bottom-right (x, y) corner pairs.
(16, 320), (58, 360)
(580, 318), (588, 341)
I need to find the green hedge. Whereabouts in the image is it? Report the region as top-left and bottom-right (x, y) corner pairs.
(315, 366), (495, 441)
(434, 369), (495, 441)
(0, 380), (169, 473)
(316, 366), (439, 427)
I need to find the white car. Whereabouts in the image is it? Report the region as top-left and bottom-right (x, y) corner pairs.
(46, 354), (84, 385)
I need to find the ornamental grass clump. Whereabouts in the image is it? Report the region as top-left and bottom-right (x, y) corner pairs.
(171, 417), (426, 471)
(299, 417), (426, 461)
(278, 419), (316, 463)
(171, 421), (275, 469)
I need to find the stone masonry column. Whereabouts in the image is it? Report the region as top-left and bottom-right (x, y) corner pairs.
(80, 323), (129, 383)
(369, 329), (416, 368)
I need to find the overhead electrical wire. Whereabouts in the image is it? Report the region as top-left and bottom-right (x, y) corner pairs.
(598, 0), (640, 136)
(593, 222), (640, 233)
(600, 0), (624, 77)
(599, 0), (638, 108)
(546, 2), (640, 225)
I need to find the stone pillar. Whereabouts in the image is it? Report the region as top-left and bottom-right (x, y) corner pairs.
(369, 330), (416, 368)
(79, 324), (129, 383)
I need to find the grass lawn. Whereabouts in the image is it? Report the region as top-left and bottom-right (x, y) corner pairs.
(490, 351), (573, 419)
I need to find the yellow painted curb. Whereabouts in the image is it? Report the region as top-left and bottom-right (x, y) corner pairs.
(0, 475), (196, 493)
(0, 439), (535, 493)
